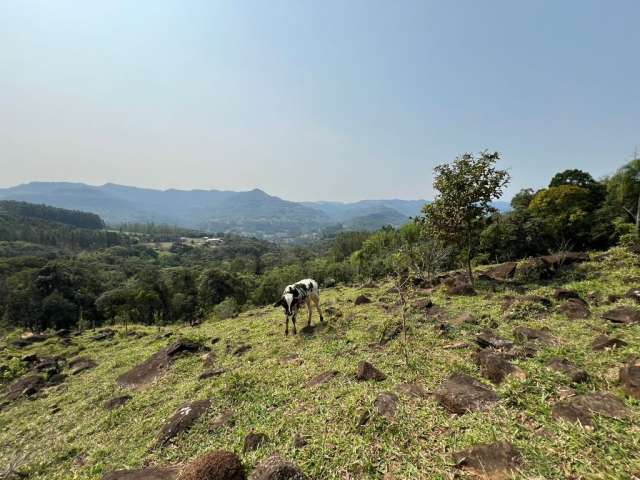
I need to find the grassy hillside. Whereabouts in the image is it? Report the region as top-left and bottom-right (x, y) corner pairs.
(2, 248), (640, 479)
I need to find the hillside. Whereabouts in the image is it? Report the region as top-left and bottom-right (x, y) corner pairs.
(2, 248), (640, 479)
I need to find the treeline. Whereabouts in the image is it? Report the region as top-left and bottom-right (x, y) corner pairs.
(2, 155), (640, 332)
(0, 200), (104, 229)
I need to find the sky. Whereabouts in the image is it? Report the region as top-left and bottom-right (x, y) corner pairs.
(1, 1), (639, 202)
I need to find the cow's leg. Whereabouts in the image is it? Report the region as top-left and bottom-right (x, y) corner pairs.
(312, 294), (324, 323)
(285, 315), (289, 336)
(291, 314), (297, 335)
(306, 298), (313, 327)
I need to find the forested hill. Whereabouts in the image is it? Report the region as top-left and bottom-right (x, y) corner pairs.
(0, 200), (105, 229)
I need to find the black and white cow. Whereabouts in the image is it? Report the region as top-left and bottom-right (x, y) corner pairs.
(273, 278), (324, 336)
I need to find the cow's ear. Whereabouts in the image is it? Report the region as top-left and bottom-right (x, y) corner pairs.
(273, 298), (284, 308)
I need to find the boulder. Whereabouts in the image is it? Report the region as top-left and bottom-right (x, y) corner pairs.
(474, 350), (526, 384)
(619, 358), (640, 399)
(179, 450), (245, 480)
(3, 374), (46, 401)
(356, 361), (386, 381)
(154, 399), (211, 448)
(435, 373), (499, 414)
(69, 356), (96, 375)
(592, 335), (628, 351)
(117, 339), (202, 389)
(479, 262), (518, 281)
(354, 295), (372, 305)
(546, 358), (589, 383)
(249, 455), (306, 480)
(374, 392), (398, 420)
(102, 467), (180, 480)
(453, 441), (522, 479)
(602, 306), (640, 325)
(104, 394), (132, 410)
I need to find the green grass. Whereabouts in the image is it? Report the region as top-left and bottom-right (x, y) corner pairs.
(2, 247), (640, 479)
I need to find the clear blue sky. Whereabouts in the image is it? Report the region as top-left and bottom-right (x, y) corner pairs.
(1, 0), (638, 201)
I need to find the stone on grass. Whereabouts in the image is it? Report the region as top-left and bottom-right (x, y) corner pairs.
(453, 441), (522, 479)
(356, 361), (386, 381)
(475, 330), (514, 350)
(154, 399), (211, 448)
(558, 298), (591, 319)
(374, 392), (398, 420)
(602, 306), (640, 325)
(102, 466), (179, 480)
(354, 295), (372, 305)
(179, 450), (245, 480)
(435, 373), (499, 414)
(92, 329), (115, 341)
(619, 358), (640, 400)
(513, 326), (555, 345)
(474, 350), (526, 384)
(307, 370), (338, 387)
(554, 288), (583, 301)
(592, 335), (627, 351)
(446, 282), (476, 296)
(479, 262), (518, 281)
(243, 432), (268, 452)
(4, 374), (46, 401)
(553, 392), (629, 427)
(69, 356), (97, 375)
(249, 455), (306, 480)
(104, 394), (132, 410)
(546, 358), (589, 383)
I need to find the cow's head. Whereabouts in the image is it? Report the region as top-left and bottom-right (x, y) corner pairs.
(273, 291), (298, 317)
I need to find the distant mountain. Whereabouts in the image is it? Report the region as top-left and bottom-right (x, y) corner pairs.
(0, 182), (510, 240)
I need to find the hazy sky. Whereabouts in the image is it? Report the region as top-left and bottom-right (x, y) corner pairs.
(1, 1), (639, 201)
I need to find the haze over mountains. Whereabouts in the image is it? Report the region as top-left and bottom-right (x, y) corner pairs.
(0, 182), (509, 240)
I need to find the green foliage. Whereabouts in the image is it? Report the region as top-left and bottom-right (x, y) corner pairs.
(0, 200), (104, 229)
(212, 297), (239, 319)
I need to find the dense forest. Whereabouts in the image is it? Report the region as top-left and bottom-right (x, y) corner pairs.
(1, 155), (639, 332)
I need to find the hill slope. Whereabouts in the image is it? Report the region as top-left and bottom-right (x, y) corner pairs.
(2, 248), (639, 479)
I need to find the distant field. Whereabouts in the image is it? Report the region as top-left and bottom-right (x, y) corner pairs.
(1, 248), (640, 479)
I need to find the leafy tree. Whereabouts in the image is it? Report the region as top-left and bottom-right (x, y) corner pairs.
(549, 169), (606, 206)
(510, 188), (536, 211)
(420, 152), (510, 282)
(605, 158), (640, 234)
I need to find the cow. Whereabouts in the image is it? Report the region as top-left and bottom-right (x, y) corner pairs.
(273, 278), (324, 336)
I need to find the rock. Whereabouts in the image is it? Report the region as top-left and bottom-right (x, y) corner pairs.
(513, 326), (555, 345)
(546, 358), (589, 383)
(179, 450), (245, 480)
(521, 295), (552, 308)
(453, 441), (522, 479)
(356, 361), (386, 381)
(475, 330), (514, 350)
(446, 282), (476, 296)
(104, 394), (132, 410)
(102, 467), (180, 480)
(553, 392), (630, 426)
(209, 409), (234, 432)
(474, 350), (526, 384)
(479, 262), (518, 281)
(554, 288), (583, 301)
(625, 288), (640, 304)
(34, 357), (62, 375)
(11, 334), (48, 348)
(92, 329), (116, 341)
(552, 402), (594, 427)
(435, 373), (499, 414)
(154, 399), (211, 448)
(293, 433), (308, 448)
(249, 455), (306, 480)
(307, 370), (338, 387)
(117, 339), (202, 389)
(395, 382), (429, 399)
(3, 374), (46, 401)
(540, 252), (589, 269)
(21, 353), (40, 364)
(558, 298), (591, 319)
(199, 368), (226, 380)
(602, 306), (640, 325)
(619, 358), (640, 399)
(354, 295), (372, 305)
(592, 335), (628, 351)
(374, 392), (398, 420)
(379, 323), (403, 345)
(69, 356), (96, 375)
(243, 432), (268, 452)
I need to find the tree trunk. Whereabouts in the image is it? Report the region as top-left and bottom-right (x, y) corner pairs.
(466, 227), (474, 284)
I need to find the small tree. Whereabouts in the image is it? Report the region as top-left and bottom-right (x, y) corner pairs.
(420, 151), (510, 283)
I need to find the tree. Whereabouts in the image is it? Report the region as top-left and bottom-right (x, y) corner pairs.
(605, 158), (640, 234)
(510, 188), (536, 211)
(420, 151), (510, 283)
(549, 169), (606, 206)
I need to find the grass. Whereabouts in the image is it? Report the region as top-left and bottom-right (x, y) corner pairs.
(2, 247), (640, 479)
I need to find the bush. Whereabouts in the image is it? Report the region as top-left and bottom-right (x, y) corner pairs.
(213, 297), (239, 320)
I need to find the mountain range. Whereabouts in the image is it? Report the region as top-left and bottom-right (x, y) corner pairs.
(0, 182), (509, 240)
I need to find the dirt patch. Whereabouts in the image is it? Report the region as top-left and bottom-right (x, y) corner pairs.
(102, 466), (180, 480)
(592, 335), (628, 351)
(356, 361), (386, 381)
(179, 450), (245, 480)
(619, 358), (640, 399)
(307, 370), (338, 387)
(435, 373), (499, 414)
(374, 392), (398, 420)
(117, 339), (202, 389)
(546, 357), (589, 383)
(154, 399), (211, 448)
(453, 441), (522, 479)
(474, 350), (526, 384)
(104, 394), (132, 410)
(243, 432), (268, 452)
(602, 306), (640, 325)
(249, 455), (306, 480)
